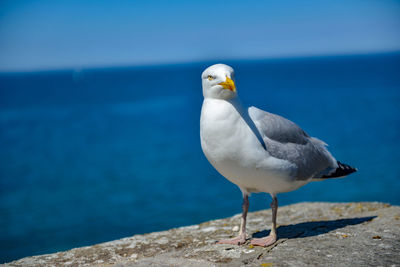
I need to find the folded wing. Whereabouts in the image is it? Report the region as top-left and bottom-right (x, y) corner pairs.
(248, 106), (338, 180)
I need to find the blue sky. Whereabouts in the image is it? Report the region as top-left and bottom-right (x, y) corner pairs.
(0, 0), (399, 71)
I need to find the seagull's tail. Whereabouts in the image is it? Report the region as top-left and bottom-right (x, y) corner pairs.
(319, 161), (357, 179)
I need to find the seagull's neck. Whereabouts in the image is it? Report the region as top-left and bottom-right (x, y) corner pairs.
(225, 98), (267, 151)
(202, 96), (266, 150)
(226, 97), (245, 114)
(203, 96), (247, 123)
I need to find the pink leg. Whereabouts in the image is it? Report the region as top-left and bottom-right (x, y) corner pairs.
(217, 194), (249, 245)
(251, 195), (278, 247)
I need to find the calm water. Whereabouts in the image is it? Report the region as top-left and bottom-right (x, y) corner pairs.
(0, 53), (399, 262)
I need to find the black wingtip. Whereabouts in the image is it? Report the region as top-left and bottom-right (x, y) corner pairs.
(322, 161), (357, 179)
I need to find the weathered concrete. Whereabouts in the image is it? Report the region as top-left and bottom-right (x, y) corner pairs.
(3, 202), (400, 267)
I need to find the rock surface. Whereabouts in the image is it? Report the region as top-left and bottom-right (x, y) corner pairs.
(3, 202), (400, 267)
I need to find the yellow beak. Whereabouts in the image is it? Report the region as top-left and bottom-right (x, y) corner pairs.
(218, 77), (236, 92)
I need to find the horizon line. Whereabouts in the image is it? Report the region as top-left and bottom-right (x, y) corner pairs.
(1, 50), (399, 75)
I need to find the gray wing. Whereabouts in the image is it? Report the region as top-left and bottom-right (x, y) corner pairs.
(248, 106), (338, 180)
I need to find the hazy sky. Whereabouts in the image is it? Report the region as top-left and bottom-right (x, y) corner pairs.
(0, 0), (399, 71)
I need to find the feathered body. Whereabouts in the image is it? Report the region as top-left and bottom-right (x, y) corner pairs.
(200, 97), (348, 195)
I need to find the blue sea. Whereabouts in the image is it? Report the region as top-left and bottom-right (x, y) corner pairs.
(0, 53), (399, 263)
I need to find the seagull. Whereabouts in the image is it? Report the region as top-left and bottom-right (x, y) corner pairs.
(200, 64), (357, 247)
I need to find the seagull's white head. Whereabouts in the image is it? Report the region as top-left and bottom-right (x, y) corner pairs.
(201, 64), (236, 100)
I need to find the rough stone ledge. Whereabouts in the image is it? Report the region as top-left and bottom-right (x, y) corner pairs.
(3, 202), (400, 267)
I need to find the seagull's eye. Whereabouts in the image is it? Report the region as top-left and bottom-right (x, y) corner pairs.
(207, 75), (214, 81)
